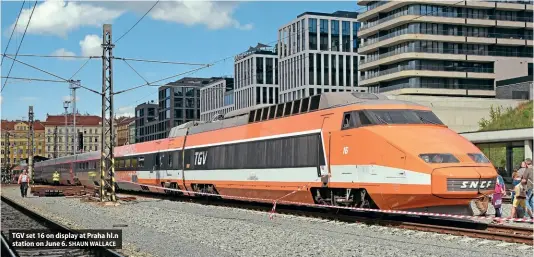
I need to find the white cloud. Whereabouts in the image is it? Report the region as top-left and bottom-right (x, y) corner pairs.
(11, 0), (123, 37)
(149, 1), (253, 30)
(51, 48), (76, 60)
(116, 106), (135, 117)
(80, 35), (102, 57)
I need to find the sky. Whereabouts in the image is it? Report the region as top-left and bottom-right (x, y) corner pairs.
(0, 0), (359, 121)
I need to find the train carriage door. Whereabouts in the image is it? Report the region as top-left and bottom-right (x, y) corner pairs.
(154, 152), (162, 185)
(319, 114), (333, 187)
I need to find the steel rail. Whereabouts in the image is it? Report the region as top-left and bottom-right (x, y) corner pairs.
(115, 190), (533, 246)
(0, 196), (124, 257)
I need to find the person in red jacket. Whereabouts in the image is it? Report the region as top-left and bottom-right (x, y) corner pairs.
(18, 171), (29, 198)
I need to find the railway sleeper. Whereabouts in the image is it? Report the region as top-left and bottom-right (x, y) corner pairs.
(311, 187), (378, 209)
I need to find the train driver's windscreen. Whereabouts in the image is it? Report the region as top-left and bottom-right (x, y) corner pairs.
(367, 109), (444, 125)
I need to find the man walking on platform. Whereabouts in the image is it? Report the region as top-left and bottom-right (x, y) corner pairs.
(18, 170), (29, 197)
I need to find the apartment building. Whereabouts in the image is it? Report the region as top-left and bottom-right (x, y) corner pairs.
(357, 0), (533, 96)
(200, 78), (235, 122)
(234, 43), (279, 110)
(116, 117), (136, 146)
(278, 11), (367, 103)
(1, 120), (45, 167)
(43, 114), (102, 158)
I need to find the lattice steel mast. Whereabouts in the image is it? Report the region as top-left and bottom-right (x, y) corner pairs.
(100, 24), (116, 202)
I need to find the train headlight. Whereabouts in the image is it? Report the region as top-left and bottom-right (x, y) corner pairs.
(419, 153), (459, 163)
(467, 153), (491, 163)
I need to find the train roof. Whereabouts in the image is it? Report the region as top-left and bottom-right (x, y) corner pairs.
(169, 92), (423, 138)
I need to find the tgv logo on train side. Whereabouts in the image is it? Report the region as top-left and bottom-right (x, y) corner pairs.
(194, 151), (208, 165)
(460, 180), (492, 189)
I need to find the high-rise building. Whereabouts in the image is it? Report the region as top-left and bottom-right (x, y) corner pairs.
(356, 0), (533, 96)
(234, 43), (279, 110)
(158, 77), (219, 135)
(200, 78), (235, 122)
(278, 11), (367, 103)
(135, 101), (158, 143)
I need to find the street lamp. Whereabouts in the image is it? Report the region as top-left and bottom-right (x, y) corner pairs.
(63, 101), (70, 157)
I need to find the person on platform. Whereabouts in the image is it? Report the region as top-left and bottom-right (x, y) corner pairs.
(17, 170), (29, 198)
(492, 175), (506, 218)
(522, 165), (533, 219)
(511, 178), (528, 218)
(52, 170), (60, 186)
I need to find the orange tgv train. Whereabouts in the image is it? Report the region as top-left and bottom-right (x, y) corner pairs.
(34, 93), (497, 215)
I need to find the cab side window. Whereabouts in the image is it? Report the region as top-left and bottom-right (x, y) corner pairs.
(342, 112), (353, 130)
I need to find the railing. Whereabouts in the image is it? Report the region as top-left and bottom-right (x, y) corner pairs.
(360, 47), (534, 65)
(362, 64), (494, 81)
(361, 9), (533, 30)
(367, 1), (388, 11)
(378, 83), (495, 92)
(361, 28), (533, 48)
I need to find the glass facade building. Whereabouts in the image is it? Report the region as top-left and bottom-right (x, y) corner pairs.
(278, 11), (368, 103)
(357, 0), (533, 95)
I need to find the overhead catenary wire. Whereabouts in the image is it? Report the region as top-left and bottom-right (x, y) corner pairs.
(0, 76), (69, 83)
(1, 54), (101, 95)
(2, 1), (38, 93)
(112, 57), (207, 66)
(1, 0), (26, 66)
(2, 53), (97, 59)
(122, 59), (150, 85)
(69, 57), (95, 80)
(114, 0), (160, 44)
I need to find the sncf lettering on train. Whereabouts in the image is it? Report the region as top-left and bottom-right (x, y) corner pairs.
(194, 151), (208, 166)
(460, 180), (492, 190)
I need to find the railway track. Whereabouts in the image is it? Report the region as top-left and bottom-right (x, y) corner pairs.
(0, 195), (124, 257)
(116, 190), (533, 246)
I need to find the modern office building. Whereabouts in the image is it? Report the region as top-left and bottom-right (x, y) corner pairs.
(135, 101), (159, 143)
(356, 0), (533, 96)
(200, 78), (235, 122)
(234, 43), (279, 110)
(278, 11), (368, 103)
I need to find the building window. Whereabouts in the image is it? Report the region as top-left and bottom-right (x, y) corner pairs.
(352, 22), (360, 52)
(342, 21), (350, 52)
(256, 87), (261, 105)
(266, 58), (274, 84)
(309, 53), (315, 85)
(256, 57), (264, 84)
(320, 19), (328, 51)
(331, 20), (339, 52)
(308, 18), (317, 50)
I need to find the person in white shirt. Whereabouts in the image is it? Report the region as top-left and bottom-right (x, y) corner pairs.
(17, 171), (29, 198)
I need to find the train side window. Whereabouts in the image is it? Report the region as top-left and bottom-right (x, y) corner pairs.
(261, 107), (269, 121)
(292, 99), (301, 115)
(275, 103), (284, 118)
(168, 153), (173, 168)
(254, 109), (262, 122)
(268, 106), (276, 119)
(301, 97), (310, 113)
(359, 111), (373, 126)
(248, 110), (256, 123)
(125, 158), (131, 168)
(131, 158), (138, 168)
(283, 102), (292, 116)
(118, 159), (124, 168)
(138, 157), (145, 168)
(309, 95), (320, 111)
